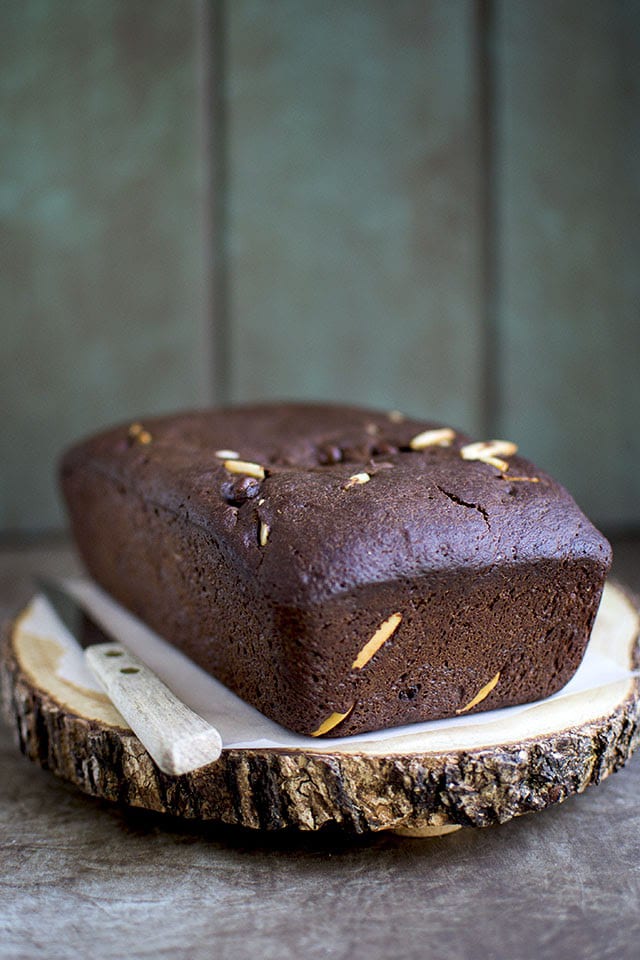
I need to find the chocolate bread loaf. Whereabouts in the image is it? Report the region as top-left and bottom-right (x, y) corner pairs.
(61, 403), (612, 737)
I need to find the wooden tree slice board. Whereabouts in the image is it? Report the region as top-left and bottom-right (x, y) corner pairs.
(1, 581), (639, 836)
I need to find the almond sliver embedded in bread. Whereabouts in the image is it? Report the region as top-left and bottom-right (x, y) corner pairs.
(352, 613), (402, 670)
(456, 672), (501, 714)
(310, 706), (354, 737)
(224, 459), (265, 480)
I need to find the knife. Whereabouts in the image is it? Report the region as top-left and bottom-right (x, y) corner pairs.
(37, 578), (222, 775)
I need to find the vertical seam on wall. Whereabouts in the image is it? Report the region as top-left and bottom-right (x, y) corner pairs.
(477, 0), (499, 437)
(203, 0), (230, 405)
(196, 0), (215, 405)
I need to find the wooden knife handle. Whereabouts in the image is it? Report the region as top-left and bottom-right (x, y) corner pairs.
(85, 642), (222, 775)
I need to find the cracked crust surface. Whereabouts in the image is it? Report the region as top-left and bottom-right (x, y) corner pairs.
(60, 402), (612, 736)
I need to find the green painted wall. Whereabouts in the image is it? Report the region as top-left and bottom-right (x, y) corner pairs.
(1, 0), (638, 532)
(1, 0), (212, 531)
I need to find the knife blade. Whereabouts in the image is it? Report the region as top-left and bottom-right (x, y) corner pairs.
(36, 578), (222, 775)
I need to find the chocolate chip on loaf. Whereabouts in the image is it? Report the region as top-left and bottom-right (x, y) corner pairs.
(221, 476), (261, 505)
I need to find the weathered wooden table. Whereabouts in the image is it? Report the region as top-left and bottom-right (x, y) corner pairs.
(2, 539), (640, 960)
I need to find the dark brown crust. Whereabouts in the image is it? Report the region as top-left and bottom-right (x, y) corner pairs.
(59, 403), (613, 737)
(2, 582), (639, 834)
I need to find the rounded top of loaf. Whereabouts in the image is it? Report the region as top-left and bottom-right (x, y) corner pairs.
(61, 402), (612, 606)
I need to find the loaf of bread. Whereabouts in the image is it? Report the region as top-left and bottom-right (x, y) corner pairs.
(61, 403), (611, 737)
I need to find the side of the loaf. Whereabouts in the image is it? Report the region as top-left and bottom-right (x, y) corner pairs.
(290, 559), (609, 736)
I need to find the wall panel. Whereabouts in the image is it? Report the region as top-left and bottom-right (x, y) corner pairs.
(226, 0), (485, 431)
(0, 0), (211, 532)
(495, 0), (640, 526)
